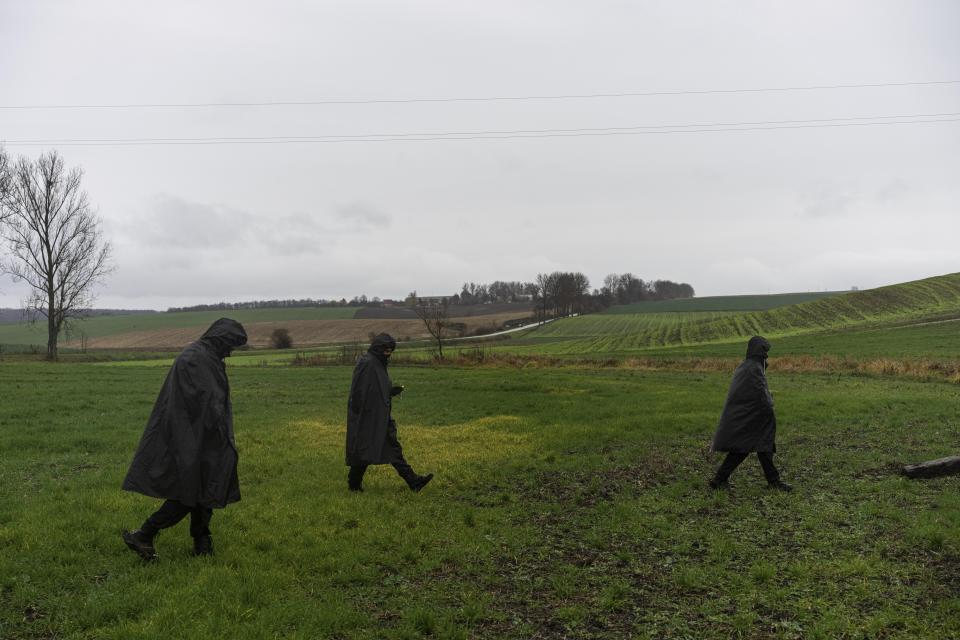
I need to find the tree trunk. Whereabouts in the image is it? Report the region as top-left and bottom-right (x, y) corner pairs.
(46, 291), (57, 361)
(902, 456), (960, 479)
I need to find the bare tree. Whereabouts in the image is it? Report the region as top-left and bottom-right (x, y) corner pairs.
(0, 151), (113, 360)
(569, 272), (591, 314)
(411, 297), (451, 360)
(534, 272), (554, 324)
(0, 147), (11, 225)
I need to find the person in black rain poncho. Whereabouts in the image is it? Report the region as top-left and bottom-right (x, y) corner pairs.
(121, 318), (248, 560)
(346, 333), (433, 492)
(709, 336), (793, 491)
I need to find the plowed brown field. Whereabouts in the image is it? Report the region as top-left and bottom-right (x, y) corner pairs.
(64, 312), (530, 349)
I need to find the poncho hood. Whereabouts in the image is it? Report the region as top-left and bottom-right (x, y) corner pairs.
(200, 318), (248, 358)
(368, 333), (397, 366)
(746, 336), (771, 361)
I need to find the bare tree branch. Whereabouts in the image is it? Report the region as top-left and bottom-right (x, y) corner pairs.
(0, 150), (114, 360)
(0, 147), (12, 226)
(410, 297), (451, 360)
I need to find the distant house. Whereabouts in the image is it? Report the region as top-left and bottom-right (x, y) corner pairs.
(417, 295), (454, 305)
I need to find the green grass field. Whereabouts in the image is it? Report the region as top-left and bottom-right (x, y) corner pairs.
(5, 273), (960, 638)
(3, 360), (960, 639)
(603, 291), (843, 314)
(484, 273), (960, 358)
(633, 319), (960, 360)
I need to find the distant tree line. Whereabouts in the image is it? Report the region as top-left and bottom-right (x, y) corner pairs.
(407, 271), (694, 358)
(599, 273), (695, 305)
(452, 281), (539, 305)
(444, 274), (694, 310)
(166, 274), (694, 319)
(167, 296), (387, 313)
(407, 272), (694, 350)
(450, 272), (694, 320)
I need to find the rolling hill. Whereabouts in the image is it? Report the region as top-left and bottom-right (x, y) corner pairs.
(501, 273), (960, 355)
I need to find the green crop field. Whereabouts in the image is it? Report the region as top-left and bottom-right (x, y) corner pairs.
(633, 319), (960, 360)
(482, 273), (960, 359)
(0, 307), (360, 347)
(603, 291), (843, 314)
(669, 273), (960, 342)
(499, 312), (737, 355)
(3, 361), (960, 638)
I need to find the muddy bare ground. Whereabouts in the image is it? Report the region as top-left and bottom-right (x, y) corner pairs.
(63, 312), (530, 349)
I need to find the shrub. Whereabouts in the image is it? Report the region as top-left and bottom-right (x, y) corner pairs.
(270, 328), (293, 349)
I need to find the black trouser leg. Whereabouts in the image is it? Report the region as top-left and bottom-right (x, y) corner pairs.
(385, 420), (418, 485)
(757, 452), (780, 483)
(348, 465), (368, 489)
(189, 506), (213, 538)
(714, 451), (749, 483)
(140, 500), (192, 538)
(392, 460), (416, 485)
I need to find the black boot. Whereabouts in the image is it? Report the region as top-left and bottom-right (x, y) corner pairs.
(708, 477), (730, 490)
(409, 473), (434, 493)
(122, 529), (157, 561)
(193, 535), (214, 556)
(768, 480), (794, 492)
(348, 466), (366, 492)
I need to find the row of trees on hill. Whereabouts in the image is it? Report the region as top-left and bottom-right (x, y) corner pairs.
(535, 271), (593, 318)
(454, 281), (539, 305)
(445, 273), (694, 318)
(178, 272), (696, 316)
(429, 274), (695, 313)
(600, 273), (696, 305)
(0, 148), (113, 360)
(530, 272), (695, 320)
(409, 271), (694, 359)
(167, 297), (384, 313)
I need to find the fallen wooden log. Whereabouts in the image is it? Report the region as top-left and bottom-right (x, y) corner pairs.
(902, 456), (960, 479)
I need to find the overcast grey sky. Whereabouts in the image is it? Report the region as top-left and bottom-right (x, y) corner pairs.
(1, 0), (958, 309)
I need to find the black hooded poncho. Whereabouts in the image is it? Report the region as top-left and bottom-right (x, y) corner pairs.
(122, 318), (248, 508)
(345, 333), (404, 466)
(711, 336), (777, 453)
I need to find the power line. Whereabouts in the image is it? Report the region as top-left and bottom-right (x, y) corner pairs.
(1, 80), (958, 111)
(6, 111), (958, 145)
(3, 114), (957, 147)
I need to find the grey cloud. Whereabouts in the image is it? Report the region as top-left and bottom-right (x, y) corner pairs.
(336, 202), (392, 230)
(875, 180), (910, 203)
(134, 195), (254, 248)
(797, 183), (860, 219)
(2, 0), (958, 310)
(120, 196), (398, 262)
(258, 212), (328, 255)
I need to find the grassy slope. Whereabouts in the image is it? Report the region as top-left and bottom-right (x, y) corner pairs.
(604, 291), (843, 314)
(636, 319), (960, 360)
(2, 362), (960, 638)
(0, 307), (360, 346)
(499, 273), (960, 356)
